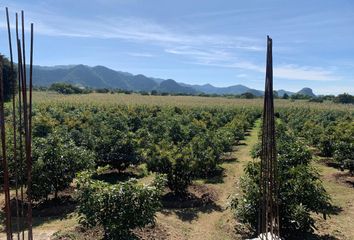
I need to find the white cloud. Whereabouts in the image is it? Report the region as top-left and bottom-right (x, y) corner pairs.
(165, 46), (234, 64)
(186, 55), (339, 81)
(232, 62), (338, 81)
(1, 4), (263, 52)
(274, 65), (337, 81)
(127, 52), (155, 57)
(316, 86), (354, 95)
(0, 1), (343, 84)
(236, 73), (247, 78)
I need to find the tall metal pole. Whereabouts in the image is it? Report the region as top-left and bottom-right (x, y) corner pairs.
(16, 12), (26, 240)
(26, 22), (34, 240)
(7, 8), (34, 240)
(259, 36), (280, 239)
(6, 7), (21, 240)
(0, 56), (13, 240)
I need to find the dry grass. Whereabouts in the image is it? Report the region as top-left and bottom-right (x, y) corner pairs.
(313, 163), (354, 240)
(32, 91), (353, 111)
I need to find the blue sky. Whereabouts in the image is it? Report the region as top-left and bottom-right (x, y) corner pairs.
(0, 0), (353, 94)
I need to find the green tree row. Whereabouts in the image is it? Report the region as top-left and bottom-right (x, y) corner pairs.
(279, 108), (353, 174)
(231, 121), (332, 238)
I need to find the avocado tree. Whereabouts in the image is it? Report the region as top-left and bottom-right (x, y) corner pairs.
(76, 169), (165, 239)
(145, 143), (192, 195)
(0, 54), (16, 101)
(231, 127), (332, 238)
(31, 133), (95, 200)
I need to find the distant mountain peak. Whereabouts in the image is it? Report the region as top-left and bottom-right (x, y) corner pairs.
(158, 79), (196, 94)
(297, 87), (316, 97)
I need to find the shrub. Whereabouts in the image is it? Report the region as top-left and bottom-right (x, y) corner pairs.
(49, 83), (87, 94)
(333, 121), (354, 174)
(216, 127), (234, 153)
(146, 144), (192, 195)
(318, 134), (335, 157)
(94, 128), (140, 171)
(0, 54), (17, 101)
(144, 143), (172, 174)
(190, 132), (222, 177)
(240, 92), (256, 99)
(32, 113), (58, 137)
(76, 169), (165, 239)
(225, 118), (247, 142)
(335, 93), (353, 104)
(308, 97), (323, 103)
(166, 148), (193, 195)
(96, 88), (110, 93)
(344, 160), (354, 175)
(231, 130), (331, 237)
(31, 133), (95, 200)
(282, 93), (289, 99)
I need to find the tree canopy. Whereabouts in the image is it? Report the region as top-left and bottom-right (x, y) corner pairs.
(0, 54), (16, 101)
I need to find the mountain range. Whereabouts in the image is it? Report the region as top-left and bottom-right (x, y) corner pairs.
(29, 64), (316, 97)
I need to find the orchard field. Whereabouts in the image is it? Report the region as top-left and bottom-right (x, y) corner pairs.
(1, 92), (353, 240)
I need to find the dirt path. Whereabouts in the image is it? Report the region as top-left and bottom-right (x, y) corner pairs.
(156, 120), (260, 240)
(314, 163), (354, 240)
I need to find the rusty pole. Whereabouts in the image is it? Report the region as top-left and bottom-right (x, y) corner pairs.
(17, 10), (34, 239)
(15, 12), (26, 240)
(6, 7), (21, 240)
(0, 56), (13, 240)
(259, 36), (280, 239)
(26, 22), (34, 240)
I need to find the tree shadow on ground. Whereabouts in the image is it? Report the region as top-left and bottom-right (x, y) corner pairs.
(10, 195), (76, 233)
(170, 204), (222, 222)
(345, 180), (354, 187)
(161, 203), (222, 223)
(204, 175), (225, 184)
(93, 170), (143, 184)
(160, 188), (222, 222)
(222, 153), (239, 163)
(203, 168), (225, 184)
(328, 171), (354, 188)
(325, 161), (341, 169)
(327, 204), (343, 215)
(237, 142), (247, 146)
(334, 172), (354, 188)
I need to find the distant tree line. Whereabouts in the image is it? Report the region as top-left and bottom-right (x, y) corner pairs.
(33, 82), (354, 104)
(38, 83), (263, 98)
(48, 83), (91, 94)
(307, 93), (353, 104)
